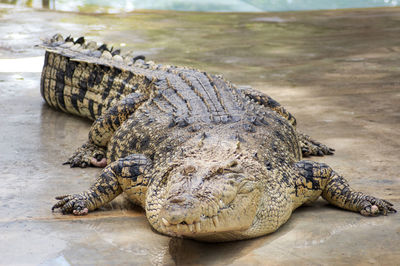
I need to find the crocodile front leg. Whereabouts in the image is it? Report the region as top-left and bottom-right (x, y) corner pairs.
(53, 154), (152, 215)
(64, 142), (107, 168)
(292, 160), (396, 216)
(65, 92), (146, 168)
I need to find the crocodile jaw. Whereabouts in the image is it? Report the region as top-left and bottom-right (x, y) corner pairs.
(157, 191), (260, 239)
(145, 173), (261, 241)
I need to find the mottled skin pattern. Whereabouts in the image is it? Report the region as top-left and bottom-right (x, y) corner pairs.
(42, 34), (396, 242)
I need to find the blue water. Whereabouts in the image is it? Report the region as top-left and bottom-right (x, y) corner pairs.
(1, 0), (399, 12)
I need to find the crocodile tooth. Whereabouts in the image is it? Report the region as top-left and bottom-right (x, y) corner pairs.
(101, 50), (112, 60)
(177, 223), (182, 231)
(219, 199), (224, 208)
(212, 216), (220, 227)
(195, 222), (201, 232)
(162, 218), (170, 227)
(188, 224), (194, 232)
(160, 223), (166, 231)
(113, 54), (123, 62)
(212, 204), (219, 216)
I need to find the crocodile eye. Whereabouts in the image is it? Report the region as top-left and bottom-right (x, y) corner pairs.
(182, 165), (196, 175)
(224, 160), (243, 174)
(227, 160), (238, 168)
(210, 166), (224, 175)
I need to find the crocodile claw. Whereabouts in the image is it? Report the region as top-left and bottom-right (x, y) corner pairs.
(360, 196), (396, 216)
(300, 133), (335, 157)
(52, 194), (90, 215)
(64, 142), (106, 168)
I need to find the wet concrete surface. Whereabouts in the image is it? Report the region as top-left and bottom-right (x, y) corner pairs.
(0, 5), (399, 265)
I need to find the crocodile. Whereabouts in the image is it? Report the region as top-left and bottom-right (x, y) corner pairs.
(42, 34), (396, 242)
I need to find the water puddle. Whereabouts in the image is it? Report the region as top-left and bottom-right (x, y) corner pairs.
(0, 56), (44, 72)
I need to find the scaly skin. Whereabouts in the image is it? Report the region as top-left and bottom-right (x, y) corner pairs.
(42, 34), (396, 242)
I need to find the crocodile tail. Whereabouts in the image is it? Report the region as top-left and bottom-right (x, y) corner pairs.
(39, 33), (144, 120)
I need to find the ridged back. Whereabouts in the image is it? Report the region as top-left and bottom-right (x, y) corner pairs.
(40, 34), (246, 124)
(150, 66), (246, 125)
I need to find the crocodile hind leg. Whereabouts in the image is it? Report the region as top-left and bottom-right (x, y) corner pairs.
(53, 154), (152, 215)
(239, 86), (334, 157)
(298, 132), (335, 157)
(239, 86), (297, 126)
(65, 93), (146, 168)
(293, 160), (396, 216)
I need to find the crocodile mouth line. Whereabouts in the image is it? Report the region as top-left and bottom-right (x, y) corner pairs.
(160, 214), (221, 235)
(158, 202), (237, 235)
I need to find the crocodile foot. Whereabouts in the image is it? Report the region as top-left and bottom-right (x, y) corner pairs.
(359, 196), (396, 216)
(299, 133), (335, 157)
(64, 142), (107, 168)
(52, 194), (90, 215)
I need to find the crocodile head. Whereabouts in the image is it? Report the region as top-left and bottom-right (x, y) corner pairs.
(145, 135), (266, 241)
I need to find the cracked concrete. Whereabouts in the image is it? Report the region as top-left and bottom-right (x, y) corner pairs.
(0, 6), (399, 266)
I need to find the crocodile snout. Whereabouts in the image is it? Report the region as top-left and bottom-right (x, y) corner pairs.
(160, 194), (200, 225)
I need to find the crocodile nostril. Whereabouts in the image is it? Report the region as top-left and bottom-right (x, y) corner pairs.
(169, 197), (186, 204)
(160, 194), (199, 225)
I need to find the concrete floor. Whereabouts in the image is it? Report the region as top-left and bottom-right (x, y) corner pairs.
(0, 5), (399, 266)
